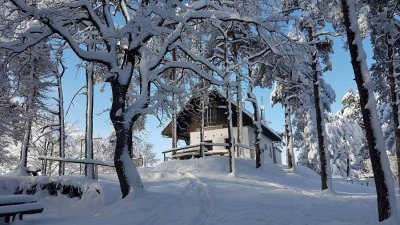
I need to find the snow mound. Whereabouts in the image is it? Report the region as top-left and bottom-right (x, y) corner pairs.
(152, 156), (230, 173)
(294, 165), (320, 179)
(0, 175), (25, 194)
(6, 157), (393, 225)
(151, 157), (288, 180)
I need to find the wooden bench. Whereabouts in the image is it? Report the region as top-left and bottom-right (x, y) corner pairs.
(26, 167), (41, 176)
(0, 195), (43, 223)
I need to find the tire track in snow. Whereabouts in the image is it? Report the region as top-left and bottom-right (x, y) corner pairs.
(145, 172), (217, 225)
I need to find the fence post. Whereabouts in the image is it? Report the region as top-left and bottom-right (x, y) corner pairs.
(43, 158), (47, 175)
(199, 146), (201, 158)
(94, 164), (98, 180)
(200, 142), (204, 158)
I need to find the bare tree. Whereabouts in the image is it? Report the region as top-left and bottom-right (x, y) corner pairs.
(55, 52), (66, 176)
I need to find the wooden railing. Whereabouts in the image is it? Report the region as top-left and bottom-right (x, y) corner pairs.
(37, 155), (144, 179)
(161, 144), (202, 161)
(161, 142), (255, 161)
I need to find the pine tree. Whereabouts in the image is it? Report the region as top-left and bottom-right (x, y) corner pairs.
(340, 0), (397, 221)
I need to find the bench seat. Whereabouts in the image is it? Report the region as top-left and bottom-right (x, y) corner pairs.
(0, 202), (43, 215)
(0, 195), (38, 206)
(0, 195), (43, 223)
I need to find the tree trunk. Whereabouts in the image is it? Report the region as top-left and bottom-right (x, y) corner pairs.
(171, 102), (177, 149)
(385, 35), (400, 194)
(236, 74), (243, 158)
(200, 98), (205, 157)
(110, 81), (143, 198)
(226, 85), (235, 174)
(57, 66), (65, 176)
(49, 142), (54, 175)
(247, 84), (262, 168)
(308, 27), (331, 191)
(85, 58), (95, 179)
(20, 84), (35, 170)
(171, 49), (178, 149)
(312, 62), (330, 190)
(224, 34), (234, 174)
(285, 104), (295, 169)
(20, 117), (32, 169)
(341, 0), (397, 221)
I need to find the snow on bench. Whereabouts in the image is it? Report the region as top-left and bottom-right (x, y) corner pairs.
(0, 195), (43, 223)
(0, 195), (38, 206)
(0, 202), (43, 214)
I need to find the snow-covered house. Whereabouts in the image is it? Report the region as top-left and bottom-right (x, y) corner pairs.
(162, 90), (282, 164)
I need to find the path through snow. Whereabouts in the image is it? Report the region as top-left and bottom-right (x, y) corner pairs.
(4, 157), (399, 225)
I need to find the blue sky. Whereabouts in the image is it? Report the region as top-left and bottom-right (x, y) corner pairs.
(61, 37), (374, 161)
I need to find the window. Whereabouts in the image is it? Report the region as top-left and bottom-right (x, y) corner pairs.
(269, 146), (272, 158)
(205, 107), (218, 127)
(272, 146), (276, 163)
(225, 138), (230, 149)
(204, 140), (213, 151)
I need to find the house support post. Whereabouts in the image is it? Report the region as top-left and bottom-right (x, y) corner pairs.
(171, 49), (178, 149)
(237, 75), (242, 158)
(200, 98), (205, 157)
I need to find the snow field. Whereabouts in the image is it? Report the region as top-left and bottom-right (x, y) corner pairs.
(2, 157), (399, 225)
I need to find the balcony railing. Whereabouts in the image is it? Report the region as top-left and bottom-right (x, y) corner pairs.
(161, 142), (255, 161)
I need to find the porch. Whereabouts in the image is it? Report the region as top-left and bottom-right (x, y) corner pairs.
(161, 142), (255, 161)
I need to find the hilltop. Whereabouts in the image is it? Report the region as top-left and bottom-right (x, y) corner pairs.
(3, 157), (398, 225)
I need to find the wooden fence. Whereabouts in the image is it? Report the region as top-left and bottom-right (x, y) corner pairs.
(37, 155), (143, 179)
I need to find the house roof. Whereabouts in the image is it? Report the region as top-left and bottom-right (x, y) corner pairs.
(161, 89), (282, 142)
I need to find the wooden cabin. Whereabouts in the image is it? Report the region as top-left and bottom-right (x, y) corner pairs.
(161, 90), (282, 164)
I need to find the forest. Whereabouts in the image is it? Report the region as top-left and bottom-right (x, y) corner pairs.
(0, 0), (400, 224)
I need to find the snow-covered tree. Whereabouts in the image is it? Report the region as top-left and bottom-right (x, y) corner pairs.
(338, 0), (398, 221)
(291, 77), (335, 173)
(6, 43), (55, 174)
(0, 62), (22, 157)
(270, 68), (305, 170)
(2, 0), (299, 198)
(53, 50), (66, 176)
(268, 1), (337, 191)
(0, 0), (226, 196)
(325, 111), (368, 178)
(368, 0), (400, 192)
(339, 90), (371, 174)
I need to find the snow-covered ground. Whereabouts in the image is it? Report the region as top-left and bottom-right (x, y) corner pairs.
(2, 157), (399, 225)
